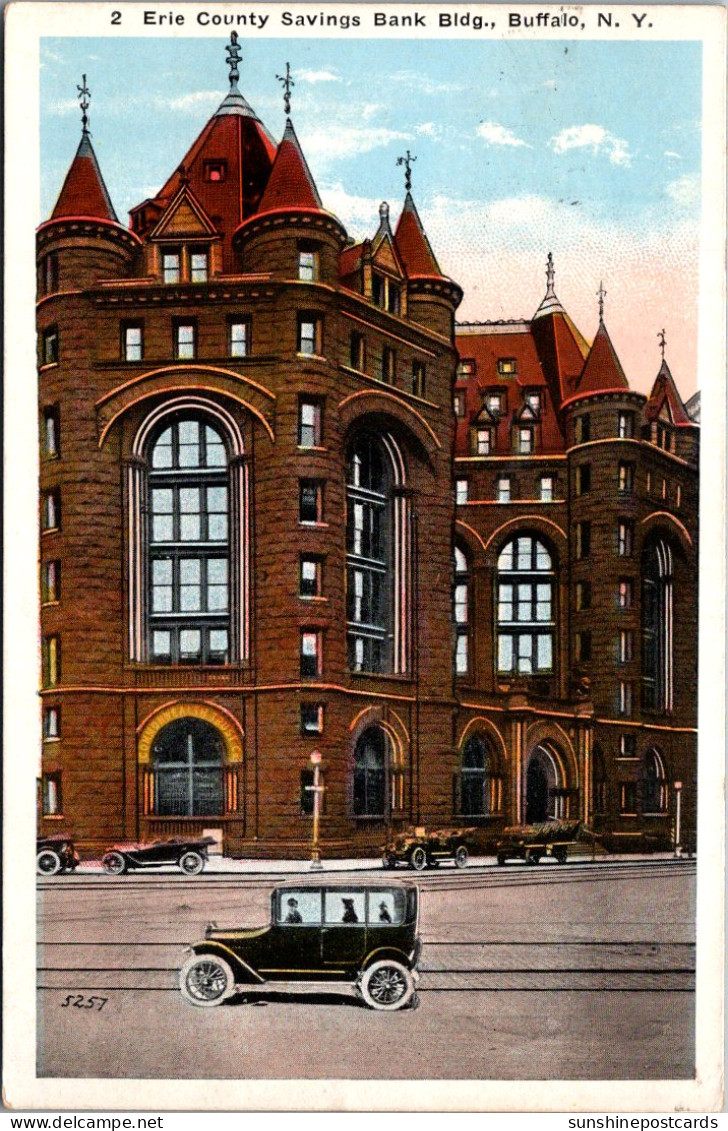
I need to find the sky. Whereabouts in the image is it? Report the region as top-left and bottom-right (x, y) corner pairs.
(40, 35), (702, 396)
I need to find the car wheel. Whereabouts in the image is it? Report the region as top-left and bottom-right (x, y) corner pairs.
(359, 960), (415, 1011)
(409, 846), (428, 871)
(179, 851), (205, 875)
(381, 855), (396, 869)
(553, 848), (567, 864)
(102, 851), (127, 875)
(37, 849), (62, 876)
(527, 852), (541, 865)
(179, 955), (235, 1007)
(454, 845), (469, 869)
(496, 854), (507, 866)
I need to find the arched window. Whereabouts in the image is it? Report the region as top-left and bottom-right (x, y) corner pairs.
(497, 536), (555, 675)
(642, 747), (667, 813)
(458, 732), (501, 816)
(346, 434), (395, 674)
(148, 417), (230, 664)
(642, 538), (674, 712)
(353, 726), (389, 817)
(453, 545), (470, 675)
(152, 717), (224, 816)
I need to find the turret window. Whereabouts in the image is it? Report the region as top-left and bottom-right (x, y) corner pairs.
(42, 772), (63, 816)
(301, 631), (322, 678)
(43, 406), (60, 458)
(618, 411), (634, 439)
(381, 347), (396, 384)
(42, 560), (61, 604)
(298, 400), (323, 448)
(43, 706), (60, 740)
(574, 414), (590, 443)
(576, 521), (591, 559)
(42, 490), (61, 532)
(298, 314), (322, 356)
(299, 480), (324, 524)
(298, 246), (318, 282)
(42, 252), (59, 295)
(43, 635), (61, 687)
(350, 332), (366, 371)
(618, 463), (635, 495)
(618, 520), (634, 557)
(42, 327), (59, 366)
(576, 465), (591, 495)
(300, 556), (323, 598)
(411, 360), (426, 398)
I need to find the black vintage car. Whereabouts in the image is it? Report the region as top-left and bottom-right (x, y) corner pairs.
(381, 826), (476, 870)
(102, 836), (216, 875)
(179, 883), (421, 1011)
(37, 836), (80, 875)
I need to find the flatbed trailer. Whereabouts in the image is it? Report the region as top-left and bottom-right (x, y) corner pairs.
(495, 820), (584, 865)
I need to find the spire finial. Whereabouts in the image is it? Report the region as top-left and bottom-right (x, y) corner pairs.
(77, 74), (91, 136)
(276, 62), (295, 117)
(597, 280), (607, 323)
(658, 327), (666, 359)
(396, 150), (417, 193)
(545, 251), (556, 297)
(226, 32), (242, 91)
(379, 201), (390, 223)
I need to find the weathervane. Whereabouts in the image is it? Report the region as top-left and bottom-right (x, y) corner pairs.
(226, 32), (242, 89)
(396, 150), (417, 193)
(276, 62), (295, 117)
(658, 328), (666, 359)
(77, 74), (91, 136)
(545, 251), (556, 295)
(597, 280), (607, 322)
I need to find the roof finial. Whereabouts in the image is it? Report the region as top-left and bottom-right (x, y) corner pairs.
(226, 31), (242, 91)
(545, 251), (556, 297)
(77, 74), (91, 136)
(597, 280), (607, 323)
(658, 327), (666, 360)
(396, 150), (417, 193)
(276, 62), (294, 117)
(379, 201), (390, 223)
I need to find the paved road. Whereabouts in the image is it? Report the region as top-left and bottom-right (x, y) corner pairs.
(37, 859), (695, 1080)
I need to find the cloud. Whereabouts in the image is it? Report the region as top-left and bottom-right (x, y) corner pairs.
(297, 69), (341, 84)
(299, 124), (411, 165)
(388, 70), (467, 95)
(476, 122), (530, 148)
(542, 79), (558, 90)
(318, 181), (382, 234)
(164, 91), (222, 113)
(416, 122), (442, 139)
(47, 98), (82, 116)
(664, 150), (683, 160)
(666, 174), (700, 206)
(550, 124), (631, 167)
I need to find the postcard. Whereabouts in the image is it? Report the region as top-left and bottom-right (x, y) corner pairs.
(3, 0), (726, 1114)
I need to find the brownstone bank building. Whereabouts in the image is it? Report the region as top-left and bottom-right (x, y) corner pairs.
(37, 44), (699, 858)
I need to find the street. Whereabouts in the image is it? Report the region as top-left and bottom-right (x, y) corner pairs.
(37, 858), (695, 1080)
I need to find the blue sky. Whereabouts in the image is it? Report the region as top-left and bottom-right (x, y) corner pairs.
(40, 35), (702, 393)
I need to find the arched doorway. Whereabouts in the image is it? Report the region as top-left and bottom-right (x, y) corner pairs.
(152, 716), (224, 816)
(525, 745), (560, 823)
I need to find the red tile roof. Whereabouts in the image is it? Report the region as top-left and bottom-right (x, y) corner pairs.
(394, 192), (442, 277)
(575, 319), (629, 395)
(256, 119), (323, 215)
(530, 309), (590, 406)
(51, 134), (118, 223)
(645, 359), (693, 426)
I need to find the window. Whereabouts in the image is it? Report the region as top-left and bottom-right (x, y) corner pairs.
(148, 418), (230, 665)
(301, 703), (324, 734)
(42, 327), (59, 366)
(475, 428), (492, 456)
(661, 477), (667, 500)
(347, 435), (393, 674)
(42, 772), (63, 816)
(42, 490), (60, 531)
(517, 428), (534, 455)
(486, 393), (503, 416)
(353, 726), (388, 817)
(496, 477), (511, 503)
(453, 545), (469, 676)
(298, 246), (318, 282)
(174, 321), (196, 360)
(372, 273), (401, 315)
(618, 579), (634, 608)
(575, 521), (591, 559)
(300, 631), (322, 678)
(43, 407), (60, 458)
(574, 414), (590, 443)
(576, 465), (591, 496)
(42, 560), (60, 603)
(381, 347), (396, 383)
(646, 471), (653, 494)
(300, 556), (322, 598)
(204, 160), (227, 182)
(618, 463), (635, 494)
(123, 323), (143, 362)
(575, 580), (591, 610)
(676, 485), (682, 508)
(620, 733), (637, 758)
(350, 332), (366, 371)
(453, 393), (466, 418)
(618, 520), (634, 557)
(298, 400), (322, 448)
(190, 252), (208, 283)
(643, 748), (667, 813)
(618, 411), (634, 439)
(152, 717), (224, 816)
(42, 252), (59, 295)
(411, 360), (426, 398)
(652, 423), (673, 451)
(228, 320), (249, 358)
(458, 734), (502, 816)
(619, 681), (633, 716)
(43, 706), (60, 739)
(619, 630), (634, 663)
(497, 536), (555, 675)
(575, 630), (592, 662)
(620, 781), (637, 814)
(457, 359), (476, 378)
(163, 250), (181, 284)
(299, 480), (324, 524)
(455, 479), (469, 505)
(539, 476), (554, 502)
(498, 358), (517, 375)
(43, 636), (61, 687)
(526, 391), (541, 415)
(642, 538), (674, 713)
(298, 314), (322, 356)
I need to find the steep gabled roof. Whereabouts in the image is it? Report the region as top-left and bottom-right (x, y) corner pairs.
(576, 318), (629, 395)
(645, 359), (693, 425)
(149, 184), (219, 240)
(50, 133), (118, 223)
(394, 192), (442, 277)
(256, 118), (323, 215)
(530, 307), (590, 406)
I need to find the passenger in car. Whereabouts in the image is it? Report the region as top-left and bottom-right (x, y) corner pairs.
(378, 901), (392, 923)
(285, 897), (303, 923)
(341, 898), (359, 923)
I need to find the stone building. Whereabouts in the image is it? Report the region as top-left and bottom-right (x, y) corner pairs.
(37, 42), (698, 857)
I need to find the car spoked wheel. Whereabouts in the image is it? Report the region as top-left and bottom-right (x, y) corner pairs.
(359, 960), (415, 1011)
(179, 955), (235, 1007)
(179, 851), (205, 875)
(454, 845), (469, 869)
(102, 851), (127, 875)
(409, 846), (428, 871)
(37, 850), (62, 876)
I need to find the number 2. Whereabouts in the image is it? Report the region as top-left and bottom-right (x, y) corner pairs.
(111, 11), (121, 24)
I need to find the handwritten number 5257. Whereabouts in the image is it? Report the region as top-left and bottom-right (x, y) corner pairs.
(60, 994), (108, 1010)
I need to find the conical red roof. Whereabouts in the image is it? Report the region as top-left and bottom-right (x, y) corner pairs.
(394, 192), (442, 277)
(256, 118), (323, 215)
(50, 133), (118, 223)
(576, 319), (629, 395)
(645, 359), (692, 425)
(531, 307), (590, 406)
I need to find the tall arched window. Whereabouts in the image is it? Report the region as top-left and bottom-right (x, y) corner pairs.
(458, 732), (501, 816)
(353, 726), (389, 817)
(642, 538), (674, 712)
(346, 434), (394, 674)
(148, 417), (230, 664)
(642, 747), (667, 813)
(152, 717), (224, 816)
(453, 544), (470, 675)
(497, 536), (555, 675)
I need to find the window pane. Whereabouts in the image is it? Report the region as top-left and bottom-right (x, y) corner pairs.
(498, 543), (513, 571)
(517, 635), (533, 672)
(535, 541), (551, 570)
(209, 629), (228, 660)
(152, 428), (173, 468)
(190, 253), (208, 282)
(152, 631), (171, 659)
(180, 488), (201, 541)
(152, 558), (173, 611)
(230, 323), (248, 357)
(517, 538), (531, 570)
(178, 421), (200, 466)
(163, 253), (180, 283)
(498, 635), (513, 672)
(536, 584), (551, 620)
(498, 584), (513, 622)
(456, 634), (468, 673)
(537, 634), (553, 670)
(517, 584), (532, 621)
(180, 629), (201, 660)
(454, 584), (468, 623)
(205, 428), (226, 467)
(180, 558), (201, 611)
(207, 558), (228, 611)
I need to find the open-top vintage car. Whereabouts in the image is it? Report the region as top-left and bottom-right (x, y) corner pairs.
(179, 882), (421, 1011)
(381, 826), (476, 871)
(36, 835), (80, 875)
(102, 836), (216, 875)
(495, 819), (583, 865)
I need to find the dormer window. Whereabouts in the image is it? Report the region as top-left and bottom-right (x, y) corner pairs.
(204, 160), (227, 183)
(457, 359), (476, 378)
(372, 273), (401, 315)
(526, 392), (541, 415)
(163, 250), (181, 285)
(498, 358), (517, 376)
(190, 252), (208, 283)
(486, 393), (503, 416)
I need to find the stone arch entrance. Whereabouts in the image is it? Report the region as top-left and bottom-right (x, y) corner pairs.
(525, 743), (569, 823)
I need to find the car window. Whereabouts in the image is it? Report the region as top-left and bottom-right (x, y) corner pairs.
(367, 890), (405, 925)
(276, 890), (322, 925)
(324, 891), (365, 925)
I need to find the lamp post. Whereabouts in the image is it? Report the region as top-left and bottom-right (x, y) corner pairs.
(307, 750), (324, 871)
(673, 781), (682, 858)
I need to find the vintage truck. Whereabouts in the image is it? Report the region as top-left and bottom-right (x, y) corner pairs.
(495, 819), (588, 864)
